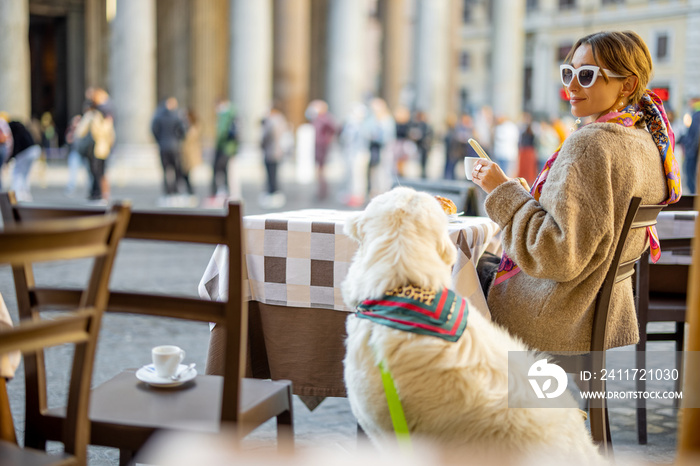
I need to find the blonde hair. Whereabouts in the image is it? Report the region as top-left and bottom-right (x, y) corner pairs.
(565, 31), (653, 106)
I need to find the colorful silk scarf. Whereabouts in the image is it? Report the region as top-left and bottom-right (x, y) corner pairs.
(356, 285), (469, 342)
(493, 89), (682, 286)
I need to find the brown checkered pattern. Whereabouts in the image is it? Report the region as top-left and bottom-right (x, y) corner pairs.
(199, 209), (501, 314)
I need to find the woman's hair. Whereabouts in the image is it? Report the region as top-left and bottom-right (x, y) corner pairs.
(564, 31), (653, 105)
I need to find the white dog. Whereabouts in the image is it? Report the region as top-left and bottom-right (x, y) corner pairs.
(342, 187), (603, 463)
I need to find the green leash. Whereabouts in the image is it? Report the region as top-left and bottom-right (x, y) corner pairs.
(378, 359), (412, 450)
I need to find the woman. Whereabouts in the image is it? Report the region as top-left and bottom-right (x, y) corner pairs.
(471, 31), (681, 353)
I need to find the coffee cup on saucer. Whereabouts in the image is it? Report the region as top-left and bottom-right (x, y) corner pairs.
(152, 345), (185, 378)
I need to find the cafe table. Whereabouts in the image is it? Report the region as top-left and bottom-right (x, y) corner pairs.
(198, 209), (501, 408)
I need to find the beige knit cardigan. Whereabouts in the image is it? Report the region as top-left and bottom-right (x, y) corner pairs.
(484, 122), (668, 352)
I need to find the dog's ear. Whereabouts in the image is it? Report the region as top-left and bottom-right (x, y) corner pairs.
(344, 212), (365, 242)
(438, 232), (457, 266)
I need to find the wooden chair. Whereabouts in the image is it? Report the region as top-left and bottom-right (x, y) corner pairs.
(0, 192), (294, 465)
(0, 205), (131, 465)
(635, 194), (695, 444)
(587, 197), (665, 456)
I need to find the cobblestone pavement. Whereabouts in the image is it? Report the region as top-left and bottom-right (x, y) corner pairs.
(0, 152), (682, 464)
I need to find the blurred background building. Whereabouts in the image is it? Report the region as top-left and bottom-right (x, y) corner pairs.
(1, 0), (699, 166)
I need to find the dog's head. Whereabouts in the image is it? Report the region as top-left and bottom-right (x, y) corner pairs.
(342, 187), (457, 308)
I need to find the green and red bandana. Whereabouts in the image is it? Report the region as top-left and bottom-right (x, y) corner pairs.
(356, 285), (468, 342)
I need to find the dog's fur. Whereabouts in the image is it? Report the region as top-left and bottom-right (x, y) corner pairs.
(342, 187), (602, 462)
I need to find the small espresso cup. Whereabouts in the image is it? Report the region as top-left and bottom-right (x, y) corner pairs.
(152, 345), (185, 378)
(464, 156), (482, 181)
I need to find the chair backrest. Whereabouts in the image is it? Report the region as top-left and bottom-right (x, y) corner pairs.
(591, 197), (665, 352)
(0, 192), (246, 424)
(391, 178), (473, 214)
(0, 205), (130, 464)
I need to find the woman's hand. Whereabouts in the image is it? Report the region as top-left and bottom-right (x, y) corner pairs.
(471, 160), (512, 194)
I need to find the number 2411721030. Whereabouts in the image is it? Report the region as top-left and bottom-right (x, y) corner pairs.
(580, 368), (679, 381)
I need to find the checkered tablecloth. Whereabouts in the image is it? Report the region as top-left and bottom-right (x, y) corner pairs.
(656, 210), (697, 265)
(199, 209), (501, 318)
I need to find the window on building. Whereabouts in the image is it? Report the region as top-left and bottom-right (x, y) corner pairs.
(559, 0), (576, 9)
(524, 66), (533, 107)
(462, 0), (475, 23)
(656, 33), (669, 61)
(460, 88), (470, 114)
(526, 0), (539, 12)
(460, 51), (471, 71)
(557, 43), (573, 62)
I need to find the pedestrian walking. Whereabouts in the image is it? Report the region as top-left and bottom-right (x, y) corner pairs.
(517, 113), (538, 185)
(393, 106), (414, 178)
(362, 97), (395, 198)
(682, 98), (700, 193)
(7, 119), (41, 202)
(492, 116), (519, 177)
(338, 103), (367, 206)
(180, 109), (203, 204)
(151, 97), (188, 204)
(0, 112), (12, 191)
(260, 103), (290, 208)
(407, 110), (433, 179)
(306, 100), (337, 200)
(209, 99), (238, 200)
(64, 114), (89, 196)
(74, 89), (115, 203)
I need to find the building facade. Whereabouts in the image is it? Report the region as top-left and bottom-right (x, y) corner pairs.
(2, 0), (698, 166)
(458, 0), (700, 122)
(0, 0), (461, 156)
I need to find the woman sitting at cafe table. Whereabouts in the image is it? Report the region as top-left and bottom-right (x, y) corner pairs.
(471, 30), (681, 353)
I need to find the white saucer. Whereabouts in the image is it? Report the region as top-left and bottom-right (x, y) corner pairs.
(448, 212), (465, 223)
(135, 364), (197, 388)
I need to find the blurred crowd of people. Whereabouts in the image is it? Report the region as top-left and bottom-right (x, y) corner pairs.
(3, 90), (700, 209)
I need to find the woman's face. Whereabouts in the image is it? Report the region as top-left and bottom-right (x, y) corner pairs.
(566, 44), (625, 121)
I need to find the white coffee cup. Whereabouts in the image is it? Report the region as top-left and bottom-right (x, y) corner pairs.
(464, 156), (482, 181)
(152, 345), (185, 378)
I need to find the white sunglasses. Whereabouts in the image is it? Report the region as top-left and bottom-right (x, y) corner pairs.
(560, 64), (626, 88)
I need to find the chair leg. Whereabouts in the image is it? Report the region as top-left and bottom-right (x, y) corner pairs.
(590, 401), (613, 458)
(636, 343), (648, 445)
(674, 322), (685, 408)
(119, 448), (134, 466)
(0, 378), (17, 444)
(276, 386), (294, 451)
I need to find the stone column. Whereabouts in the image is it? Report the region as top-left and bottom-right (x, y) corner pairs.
(156, 0), (190, 105)
(230, 0), (273, 144)
(413, 0), (451, 130)
(191, 0), (229, 146)
(530, 31), (554, 118)
(308, 0), (329, 102)
(66, 7), (85, 119)
(85, 0), (109, 89)
(110, 0), (158, 166)
(490, 0), (525, 121)
(0, 0), (31, 121)
(273, 0), (310, 129)
(326, 0), (367, 122)
(379, 0), (409, 111)
(109, 0), (160, 177)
